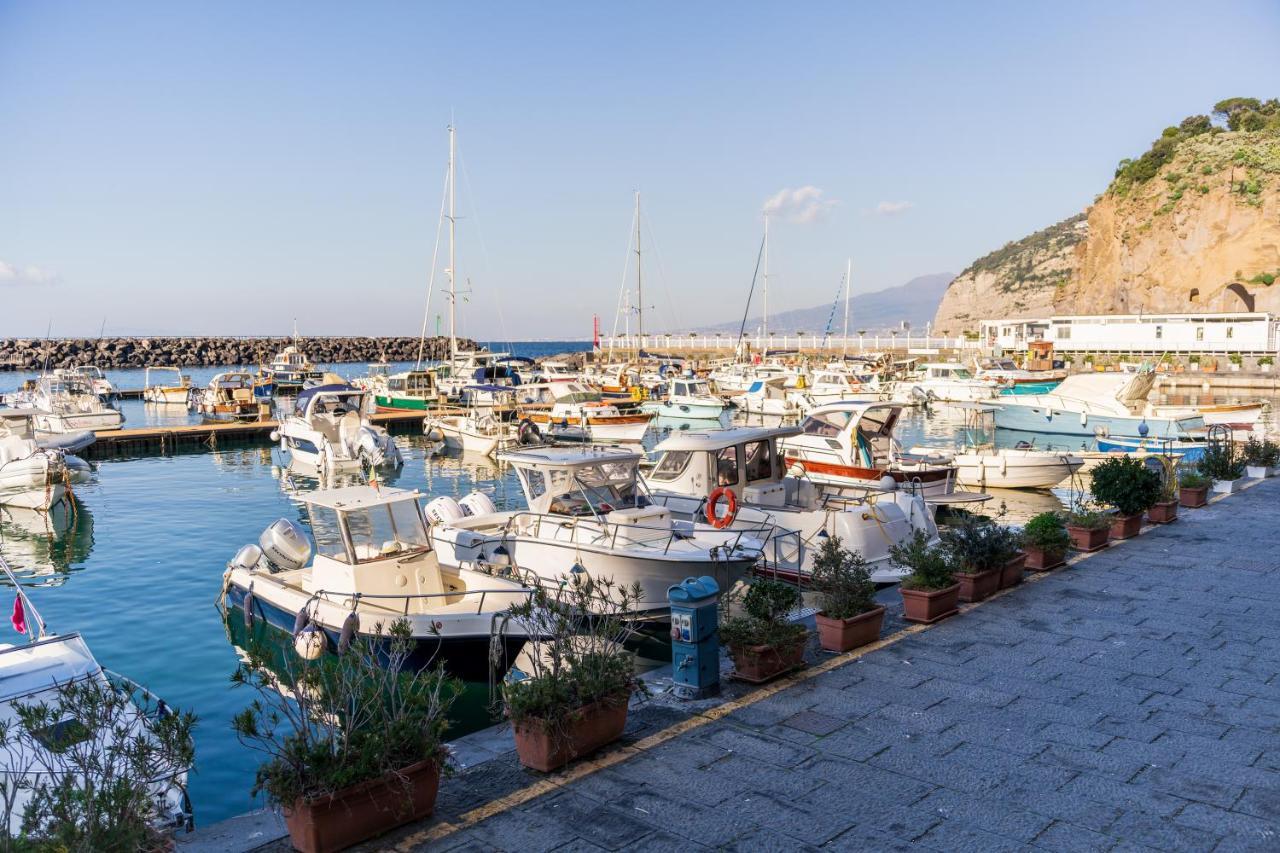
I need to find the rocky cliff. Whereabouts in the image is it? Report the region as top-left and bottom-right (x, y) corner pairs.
(0, 336), (474, 371)
(934, 99), (1280, 333)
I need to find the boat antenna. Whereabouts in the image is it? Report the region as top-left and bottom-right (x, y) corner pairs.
(735, 232), (768, 357)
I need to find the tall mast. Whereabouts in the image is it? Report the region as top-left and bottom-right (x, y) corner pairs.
(843, 258), (851, 355)
(762, 214), (770, 348)
(634, 191), (643, 341)
(448, 124), (457, 363)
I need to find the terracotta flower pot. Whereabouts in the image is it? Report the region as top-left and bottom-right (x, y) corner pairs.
(1147, 501), (1177, 524)
(955, 568), (1001, 603)
(729, 638), (806, 683)
(815, 606), (885, 653)
(284, 759), (440, 853)
(1067, 524), (1109, 552)
(1109, 513), (1143, 540)
(512, 694), (631, 772)
(1024, 545), (1066, 571)
(1000, 553), (1026, 588)
(900, 583), (960, 624)
(1179, 485), (1208, 508)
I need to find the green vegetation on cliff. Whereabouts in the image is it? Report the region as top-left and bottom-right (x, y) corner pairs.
(956, 213), (1086, 294)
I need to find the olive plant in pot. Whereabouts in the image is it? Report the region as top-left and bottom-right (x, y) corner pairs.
(1065, 506), (1111, 551)
(1200, 443), (1246, 494)
(497, 576), (644, 772)
(1177, 468), (1210, 507)
(1241, 437), (1279, 479)
(1022, 511), (1070, 570)
(720, 578), (809, 682)
(1147, 461), (1179, 524)
(810, 536), (884, 653)
(231, 620), (459, 853)
(890, 530), (958, 624)
(940, 515), (1015, 602)
(1089, 456), (1161, 539)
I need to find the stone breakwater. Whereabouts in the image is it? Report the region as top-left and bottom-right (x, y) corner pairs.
(0, 336), (476, 371)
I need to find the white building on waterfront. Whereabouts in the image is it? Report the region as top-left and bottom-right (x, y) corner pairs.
(980, 312), (1278, 355)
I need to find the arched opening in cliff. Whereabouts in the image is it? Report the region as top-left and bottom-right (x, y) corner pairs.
(1188, 288), (1200, 304)
(1224, 282), (1256, 312)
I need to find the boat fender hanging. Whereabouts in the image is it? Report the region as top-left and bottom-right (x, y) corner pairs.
(1138, 420), (1150, 436)
(294, 626), (326, 660)
(706, 486), (738, 529)
(337, 610), (359, 655)
(292, 606), (310, 637)
(1080, 412), (1087, 427)
(243, 583), (255, 628)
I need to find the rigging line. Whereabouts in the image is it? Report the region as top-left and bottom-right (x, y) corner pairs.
(823, 270), (848, 338)
(417, 164), (451, 369)
(636, 205), (679, 335)
(612, 204), (638, 339)
(736, 233), (769, 348)
(457, 151), (512, 352)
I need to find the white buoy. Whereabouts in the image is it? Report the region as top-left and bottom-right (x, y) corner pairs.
(294, 627), (326, 660)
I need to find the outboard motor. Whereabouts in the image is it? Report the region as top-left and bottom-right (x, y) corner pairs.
(231, 543), (265, 573)
(425, 496), (465, 525)
(259, 518), (313, 572)
(459, 491), (498, 517)
(517, 418), (543, 446)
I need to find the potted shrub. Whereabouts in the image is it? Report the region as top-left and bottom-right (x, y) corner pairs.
(941, 515), (1013, 602)
(809, 536), (884, 653)
(1200, 443), (1245, 493)
(499, 576), (644, 772)
(720, 578), (809, 682)
(1022, 511), (1070, 570)
(1065, 507), (1111, 551)
(1241, 437), (1279, 479)
(1178, 469), (1210, 507)
(232, 620), (459, 853)
(1089, 456), (1161, 539)
(1147, 466), (1179, 524)
(890, 530), (959, 624)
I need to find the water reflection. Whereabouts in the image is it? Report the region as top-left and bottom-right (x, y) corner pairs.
(0, 501), (95, 586)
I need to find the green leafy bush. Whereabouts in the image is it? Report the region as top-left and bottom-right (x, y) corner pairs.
(1198, 444), (1245, 481)
(719, 579), (807, 651)
(1090, 456), (1163, 516)
(1022, 512), (1070, 552)
(809, 536), (877, 620)
(1259, 356), (1275, 366)
(1242, 437), (1280, 467)
(1178, 468), (1209, 489)
(940, 516), (1022, 574)
(889, 530), (954, 592)
(1065, 508), (1111, 530)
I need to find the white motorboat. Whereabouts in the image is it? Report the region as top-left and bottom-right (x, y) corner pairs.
(260, 344), (324, 393)
(0, 554), (193, 834)
(424, 394), (520, 458)
(273, 384), (402, 472)
(974, 358), (1064, 394)
(62, 365), (116, 399)
(352, 359), (395, 395)
(780, 401), (960, 498)
(534, 359), (582, 384)
(710, 361), (796, 396)
(193, 371), (262, 420)
(892, 362), (1001, 404)
(643, 426), (938, 584)
(946, 447), (1083, 490)
(0, 420), (80, 510)
(220, 486), (534, 680)
(728, 376), (804, 416)
(29, 375), (124, 433)
(1146, 400), (1266, 427)
(988, 370), (1205, 439)
(799, 364), (887, 407)
(428, 446), (765, 613)
(640, 375), (728, 420)
(374, 369), (442, 412)
(520, 383), (653, 443)
(143, 366), (192, 405)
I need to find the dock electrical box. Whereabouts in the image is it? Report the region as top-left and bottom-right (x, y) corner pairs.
(667, 576), (721, 700)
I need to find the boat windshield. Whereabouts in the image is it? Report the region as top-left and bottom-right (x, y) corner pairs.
(547, 461), (639, 515)
(309, 500), (429, 564)
(649, 450), (693, 482)
(800, 410), (854, 437)
(300, 392), (364, 417)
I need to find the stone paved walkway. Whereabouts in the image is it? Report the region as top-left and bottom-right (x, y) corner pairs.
(383, 480), (1280, 851)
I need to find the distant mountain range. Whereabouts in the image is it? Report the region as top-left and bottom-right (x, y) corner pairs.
(694, 273), (954, 335)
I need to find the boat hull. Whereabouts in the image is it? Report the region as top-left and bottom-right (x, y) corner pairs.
(639, 400), (725, 420)
(991, 403), (1199, 439)
(953, 451), (1083, 489)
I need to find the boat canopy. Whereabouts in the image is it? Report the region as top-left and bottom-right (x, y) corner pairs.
(293, 383), (365, 416)
(500, 446), (643, 515)
(653, 425), (799, 453)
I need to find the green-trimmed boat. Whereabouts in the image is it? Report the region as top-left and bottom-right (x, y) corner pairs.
(374, 369), (442, 412)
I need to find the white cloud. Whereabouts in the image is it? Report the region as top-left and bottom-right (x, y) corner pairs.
(761, 186), (839, 224)
(0, 261), (59, 287)
(872, 200), (914, 216)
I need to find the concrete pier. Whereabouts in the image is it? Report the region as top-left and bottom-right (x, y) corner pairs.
(185, 476), (1280, 852)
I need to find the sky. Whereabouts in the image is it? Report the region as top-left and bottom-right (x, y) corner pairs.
(2, 1), (1279, 340)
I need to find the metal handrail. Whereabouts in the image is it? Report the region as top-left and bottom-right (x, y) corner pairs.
(0, 553), (46, 641)
(499, 508), (771, 556)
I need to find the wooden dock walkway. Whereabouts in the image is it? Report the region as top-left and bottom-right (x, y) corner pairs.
(84, 410), (428, 459)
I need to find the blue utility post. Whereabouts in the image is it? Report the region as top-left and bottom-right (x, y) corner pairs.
(667, 576), (720, 700)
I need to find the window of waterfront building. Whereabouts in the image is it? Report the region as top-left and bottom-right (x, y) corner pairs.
(1155, 325), (1163, 340)
(1227, 327), (1234, 339)
(1197, 327), (1205, 341)
(1057, 327), (1071, 340)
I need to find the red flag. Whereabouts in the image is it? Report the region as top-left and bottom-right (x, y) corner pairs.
(11, 596), (25, 635)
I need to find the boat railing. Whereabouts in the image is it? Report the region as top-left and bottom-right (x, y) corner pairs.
(304, 584), (537, 617)
(501, 510), (770, 557)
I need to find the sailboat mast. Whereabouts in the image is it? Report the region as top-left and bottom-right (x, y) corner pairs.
(448, 124), (457, 363)
(843, 258), (851, 355)
(634, 191), (643, 341)
(762, 214), (770, 349)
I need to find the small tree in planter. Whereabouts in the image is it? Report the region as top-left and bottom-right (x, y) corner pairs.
(809, 536), (883, 653)
(1177, 468), (1210, 507)
(1148, 461), (1179, 524)
(1200, 443), (1245, 493)
(1241, 437), (1279, 479)
(498, 576), (644, 772)
(232, 620), (460, 853)
(1065, 506), (1111, 551)
(1089, 456), (1161, 539)
(1022, 512), (1070, 570)
(889, 530), (958, 624)
(940, 515), (1017, 602)
(720, 578), (809, 682)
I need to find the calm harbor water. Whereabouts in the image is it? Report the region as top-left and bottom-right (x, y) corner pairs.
(0, 347), (1273, 824)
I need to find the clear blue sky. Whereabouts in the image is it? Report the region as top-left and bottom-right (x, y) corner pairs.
(3, 1), (1278, 339)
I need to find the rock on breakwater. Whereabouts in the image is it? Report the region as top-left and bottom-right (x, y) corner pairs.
(0, 336), (476, 371)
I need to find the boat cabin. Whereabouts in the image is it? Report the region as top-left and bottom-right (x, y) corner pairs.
(292, 384), (367, 419)
(500, 446), (645, 517)
(144, 366), (188, 388)
(663, 377), (714, 398)
(0, 409), (40, 442)
(538, 360), (578, 381)
(384, 370), (438, 399)
(301, 486), (439, 596)
(915, 363), (976, 381)
(645, 426), (800, 502)
(785, 402), (904, 471)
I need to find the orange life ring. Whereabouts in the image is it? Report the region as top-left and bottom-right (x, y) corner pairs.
(706, 486), (738, 529)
